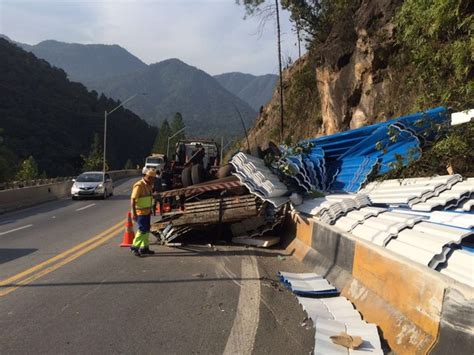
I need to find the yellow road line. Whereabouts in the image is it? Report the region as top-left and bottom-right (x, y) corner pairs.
(0, 220), (124, 289)
(0, 224), (123, 297)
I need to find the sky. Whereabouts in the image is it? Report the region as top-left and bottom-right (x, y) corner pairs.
(0, 0), (305, 75)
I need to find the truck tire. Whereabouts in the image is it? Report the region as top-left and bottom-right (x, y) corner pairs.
(191, 164), (205, 185)
(181, 167), (192, 187)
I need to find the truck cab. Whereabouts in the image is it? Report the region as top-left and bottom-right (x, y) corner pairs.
(144, 154), (166, 172)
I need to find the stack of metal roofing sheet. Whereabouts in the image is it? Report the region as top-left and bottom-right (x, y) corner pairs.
(278, 271), (338, 296)
(295, 195), (370, 225)
(290, 107), (450, 193)
(230, 152), (289, 207)
(277, 271), (383, 353)
(385, 221), (472, 268)
(360, 175), (463, 206)
(296, 295), (383, 354)
(438, 249), (474, 287)
(410, 178), (474, 211)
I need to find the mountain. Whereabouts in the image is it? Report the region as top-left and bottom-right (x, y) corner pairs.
(87, 58), (257, 140)
(16, 39), (147, 83)
(0, 38), (156, 179)
(213, 72), (278, 111)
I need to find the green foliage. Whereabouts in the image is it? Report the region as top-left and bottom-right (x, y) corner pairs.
(169, 112), (186, 152)
(0, 128), (16, 183)
(281, 0), (361, 42)
(0, 38), (157, 178)
(395, 0), (473, 109)
(238, 0), (360, 43)
(153, 119), (172, 155)
(81, 133), (105, 171)
(16, 156), (39, 181)
(123, 159), (134, 170)
(378, 123), (474, 180)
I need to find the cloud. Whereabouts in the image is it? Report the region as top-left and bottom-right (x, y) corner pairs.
(0, 0), (305, 75)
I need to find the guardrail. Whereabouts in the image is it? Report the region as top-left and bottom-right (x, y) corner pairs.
(0, 170), (141, 214)
(0, 177), (73, 191)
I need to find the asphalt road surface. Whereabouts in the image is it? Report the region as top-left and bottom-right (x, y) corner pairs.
(0, 177), (314, 354)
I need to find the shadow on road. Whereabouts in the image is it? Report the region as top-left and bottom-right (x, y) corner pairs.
(148, 245), (293, 259)
(0, 248), (37, 264)
(0, 276), (265, 289)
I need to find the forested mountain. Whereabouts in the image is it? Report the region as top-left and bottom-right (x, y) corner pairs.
(87, 58), (257, 139)
(213, 72), (278, 111)
(17, 39), (147, 83)
(0, 38), (156, 180)
(1, 36), (262, 139)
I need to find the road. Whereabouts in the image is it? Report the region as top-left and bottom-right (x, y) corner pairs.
(0, 177), (314, 354)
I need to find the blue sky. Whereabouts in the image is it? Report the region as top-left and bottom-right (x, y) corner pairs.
(0, 0), (304, 75)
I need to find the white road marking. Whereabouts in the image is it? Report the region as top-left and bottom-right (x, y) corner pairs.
(75, 203), (96, 211)
(0, 224), (33, 236)
(224, 255), (261, 355)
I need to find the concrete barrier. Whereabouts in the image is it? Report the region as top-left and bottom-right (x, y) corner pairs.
(283, 212), (473, 354)
(0, 170), (141, 214)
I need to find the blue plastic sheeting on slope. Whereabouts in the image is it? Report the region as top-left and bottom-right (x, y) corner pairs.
(278, 271), (339, 297)
(276, 107), (449, 193)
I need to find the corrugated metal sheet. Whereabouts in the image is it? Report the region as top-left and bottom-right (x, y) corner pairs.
(360, 175), (462, 206)
(411, 178), (474, 211)
(438, 249), (474, 287)
(230, 152), (289, 207)
(428, 211), (474, 229)
(278, 272), (338, 296)
(296, 175), (473, 286)
(296, 296), (383, 354)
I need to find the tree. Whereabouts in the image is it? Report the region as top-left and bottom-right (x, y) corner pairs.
(237, 0), (285, 141)
(16, 156), (39, 181)
(170, 112), (186, 152)
(0, 128), (16, 183)
(81, 133), (106, 171)
(152, 119), (172, 155)
(124, 159), (134, 170)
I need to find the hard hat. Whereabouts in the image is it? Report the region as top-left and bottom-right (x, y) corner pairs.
(145, 169), (157, 177)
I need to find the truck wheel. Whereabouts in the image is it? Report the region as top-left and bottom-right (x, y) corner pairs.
(191, 164), (205, 185)
(181, 167), (192, 187)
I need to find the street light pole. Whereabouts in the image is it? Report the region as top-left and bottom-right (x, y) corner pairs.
(166, 126), (186, 159)
(103, 93), (142, 182)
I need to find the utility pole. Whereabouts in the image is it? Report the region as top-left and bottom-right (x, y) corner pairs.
(275, 0), (284, 143)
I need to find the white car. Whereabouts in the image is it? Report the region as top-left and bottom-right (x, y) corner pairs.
(71, 171), (114, 200)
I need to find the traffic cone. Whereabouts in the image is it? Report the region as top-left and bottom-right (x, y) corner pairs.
(120, 212), (135, 247)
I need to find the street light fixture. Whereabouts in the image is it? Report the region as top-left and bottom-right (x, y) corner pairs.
(166, 126), (186, 159)
(103, 93), (145, 181)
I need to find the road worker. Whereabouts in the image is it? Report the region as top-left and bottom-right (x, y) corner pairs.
(130, 168), (156, 256)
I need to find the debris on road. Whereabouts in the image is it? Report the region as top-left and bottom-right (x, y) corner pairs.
(151, 175), (287, 246)
(330, 332), (363, 350)
(280, 271), (384, 354)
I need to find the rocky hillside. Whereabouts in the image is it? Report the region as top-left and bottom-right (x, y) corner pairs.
(244, 0), (472, 152)
(213, 72), (278, 111)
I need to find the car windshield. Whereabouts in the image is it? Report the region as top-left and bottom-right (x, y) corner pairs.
(147, 158), (163, 164)
(76, 173), (103, 182)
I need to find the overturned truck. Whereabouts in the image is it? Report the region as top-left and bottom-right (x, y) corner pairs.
(150, 175), (287, 246)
